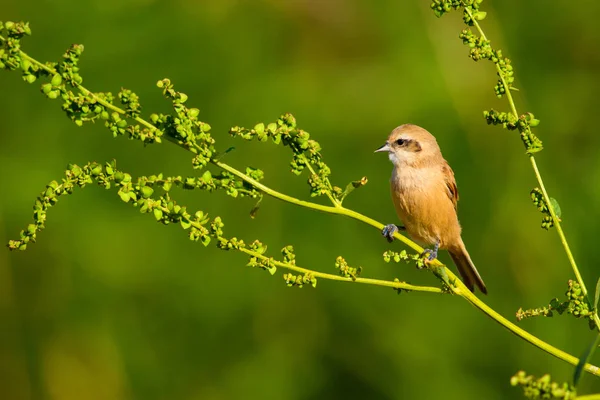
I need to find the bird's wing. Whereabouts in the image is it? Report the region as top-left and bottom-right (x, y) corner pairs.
(442, 160), (459, 210)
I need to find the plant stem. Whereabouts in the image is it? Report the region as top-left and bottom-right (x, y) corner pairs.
(304, 161), (341, 207)
(576, 395), (600, 400)
(237, 247), (444, 293)
(464, 7), (599, 331)
(458, 282), (599, 375)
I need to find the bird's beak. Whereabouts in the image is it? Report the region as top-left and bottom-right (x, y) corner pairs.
(374, 143), (390, 153)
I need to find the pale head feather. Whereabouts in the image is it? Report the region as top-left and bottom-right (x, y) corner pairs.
(384, 124), (443, 167)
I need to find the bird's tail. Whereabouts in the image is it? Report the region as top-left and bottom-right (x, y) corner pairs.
(448, 241), (487, 294)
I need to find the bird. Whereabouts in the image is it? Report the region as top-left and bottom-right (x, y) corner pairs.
(375, 124), (487, 294)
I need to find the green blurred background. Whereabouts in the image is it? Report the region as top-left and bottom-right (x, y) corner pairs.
(2, 1), (600, 399)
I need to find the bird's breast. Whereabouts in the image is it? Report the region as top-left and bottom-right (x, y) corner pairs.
(389, 166), (461, 247)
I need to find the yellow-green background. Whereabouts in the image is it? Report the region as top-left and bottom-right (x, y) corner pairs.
(1, 1), (599, 399)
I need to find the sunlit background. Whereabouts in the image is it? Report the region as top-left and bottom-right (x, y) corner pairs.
(2, 1), (600, 399)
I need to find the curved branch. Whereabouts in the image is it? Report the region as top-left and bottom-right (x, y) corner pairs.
(463, 6), (600, 332)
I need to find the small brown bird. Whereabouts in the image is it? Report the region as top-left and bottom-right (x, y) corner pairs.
(375, 124), (487, 294)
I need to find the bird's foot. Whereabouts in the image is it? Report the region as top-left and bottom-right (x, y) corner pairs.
(423, 241), (440, 261)
(382, 224), (405, 243)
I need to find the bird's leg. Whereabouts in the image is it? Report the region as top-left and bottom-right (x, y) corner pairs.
(423, 241), (440, 261)
(382, 224), (406, 243)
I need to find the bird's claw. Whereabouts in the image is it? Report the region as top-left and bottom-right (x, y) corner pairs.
(382, 224), (404, 243)
(423, 242), (440, 261)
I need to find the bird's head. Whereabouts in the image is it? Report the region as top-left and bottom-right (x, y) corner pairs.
(375, 124), (441, 167)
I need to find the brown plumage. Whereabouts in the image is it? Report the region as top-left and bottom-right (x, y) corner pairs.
(376, 124), (487, 294)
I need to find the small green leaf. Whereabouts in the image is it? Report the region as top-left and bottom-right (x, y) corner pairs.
(431, 265), (450, 286)
(118, 190), (131, 202)
(188, 108), (199, 118)
(21, 59), (32, 72)
(574, 333), (600, 386)
(201, 170), (212, 184)
(339, 177), (368, 202)
(200, 235), (211, 247)
(550, 197), (561, 219)
(140, 186), (154, 199)
(41, 83), (52, 94)
(526, 146), (543, 154)
(474, 11), (487, 21)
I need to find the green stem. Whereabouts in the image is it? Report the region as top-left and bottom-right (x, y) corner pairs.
(464, 7), (599, 331)
(155, 201), (443, 294)
(304, 161), (341, 207)
(459, 282), (599, 375)
(214, 160), (419, 250)
(576, 395), (600, 400)
(16, 48), (200, 155)
(237, 247), (444, 293)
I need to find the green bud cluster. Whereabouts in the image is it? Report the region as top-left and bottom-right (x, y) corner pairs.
(2, 23), (219, 153)
(432, 3), (547, 157)
(154, 78), (215, 164)
(430, 0), (484, 22)
(230, 113), (338, 199)
(530, 188), (561, 230)
(510, 371), (576, 400)
(245, 241), (277, 275)
(118, 89), (142, 118)
(0, 22), (168, 144)
(459, 29), (492, 61)
(515, 305), (553, 321)
(563, 280), (593, 321)
(249, 240), (267, 255)
(516, 280), (595, 329)
(484, 110), (543, 153)
(383, 250), (426, 269)
(0, 21), (33, 72)
(283, 272), (317, 288)
(192, 170), (262, 199)
(7, 160), (267, 251)
(458, 28), (514, 98)
(5, 162), (189, 249)
(59, 44), (84, 86)
(334, 256), (362, 280)
(281, 245), (296, 265)
(217, 236), (246, 251)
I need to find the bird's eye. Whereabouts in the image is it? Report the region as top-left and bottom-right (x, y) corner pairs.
(395, 138), (406, 146)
